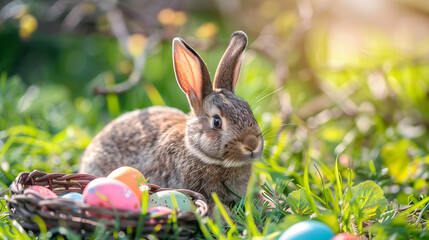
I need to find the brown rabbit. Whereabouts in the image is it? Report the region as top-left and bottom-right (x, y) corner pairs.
(80, 31), (264, 208)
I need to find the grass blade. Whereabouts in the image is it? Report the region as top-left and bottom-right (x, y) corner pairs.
(303, 164), (320, 216)
(335, 156), (343, 201)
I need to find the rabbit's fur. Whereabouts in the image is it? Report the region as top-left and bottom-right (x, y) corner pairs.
(80, 31), (264, 208)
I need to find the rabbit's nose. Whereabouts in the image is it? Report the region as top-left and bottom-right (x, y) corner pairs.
(243, 135), (258, 152)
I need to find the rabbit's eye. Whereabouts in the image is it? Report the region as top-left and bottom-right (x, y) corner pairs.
(212, 115), (222, 129)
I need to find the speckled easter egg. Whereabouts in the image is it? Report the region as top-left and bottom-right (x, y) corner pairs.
(24, 186), (58, 198)
(61, 192), (83, 202)
(82, 177), (140, 212)
(147, 190), (193, 212)
(279, 221), (334, 240)
(107, 166), (146, 202)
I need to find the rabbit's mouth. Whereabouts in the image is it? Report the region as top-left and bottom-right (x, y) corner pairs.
(237, 148), (263, 164)
(239, 134), (264, 158)
(250, 150), (263, 160)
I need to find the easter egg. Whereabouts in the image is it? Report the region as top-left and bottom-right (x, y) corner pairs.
(147, 190), (193, 212)
(61, 192), (83, 202)
(148, 206), (173, 215)
(147, 206), (173, 224)
(279, 220), (334, 240)
(83, 177), (140, 212)
(107, 166), (146, 201)
(331, 233), (360, 240)
(24, 186), (58, 198)
(148, 206), (173, 218)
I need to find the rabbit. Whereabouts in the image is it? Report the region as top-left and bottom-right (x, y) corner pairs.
(79, 31), (264, 209)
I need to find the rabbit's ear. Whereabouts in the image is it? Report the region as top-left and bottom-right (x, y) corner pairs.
(213, 31), (248, 93)
(173, 37), (212, 113)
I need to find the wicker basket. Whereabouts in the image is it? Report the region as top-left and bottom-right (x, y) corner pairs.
(6, 170), (208, 238)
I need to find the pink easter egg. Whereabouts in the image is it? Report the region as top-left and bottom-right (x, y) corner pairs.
(148, 206), (173, 215)
(83, 177), (140, 212)
(24, 186), (58, 198)
(147, 206), (172, 224)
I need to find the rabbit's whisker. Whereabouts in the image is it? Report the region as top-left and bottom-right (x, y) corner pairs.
(187, 164), (211, 190)
(222, 152), (238, 167)
(186, 161), (211, 176)
(261, 122), (295, 137)
(279, 123), (296, 127)
(190, 167), (213, 192)
(250, 87), (271, 108)
(254, 87), (271, 103)
(256, 86), (285, 104)
(261, 127), (272, 136)
(197, 167), (223, 194)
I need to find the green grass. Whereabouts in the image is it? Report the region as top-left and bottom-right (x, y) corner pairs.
(1, 13), (429, 239)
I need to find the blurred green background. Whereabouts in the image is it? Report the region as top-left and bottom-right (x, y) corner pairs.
(1, 0), (429, 216)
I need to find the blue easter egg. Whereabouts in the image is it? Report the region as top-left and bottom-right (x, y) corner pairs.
(279, 220), (334, 240)
(61, 192), (84, 202)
